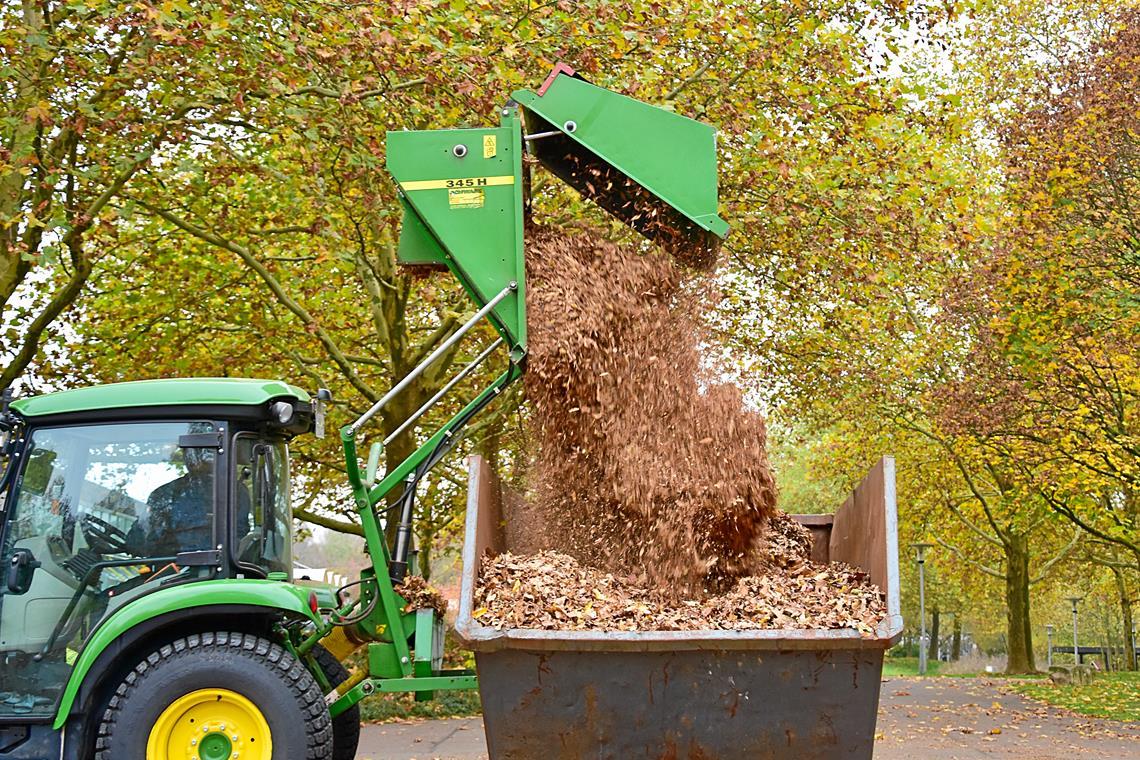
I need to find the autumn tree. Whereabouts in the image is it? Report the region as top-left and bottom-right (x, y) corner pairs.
(46, 1), (937, 565)
(0, 1), (347, 391)
(986, 8), (1140, 561)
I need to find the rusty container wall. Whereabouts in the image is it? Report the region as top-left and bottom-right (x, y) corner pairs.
(456, 456), (903, 760)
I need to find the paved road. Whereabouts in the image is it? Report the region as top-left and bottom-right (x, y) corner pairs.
(355, 676), (1140, 759)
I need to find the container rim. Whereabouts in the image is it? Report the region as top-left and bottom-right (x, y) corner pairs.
(454, 616), (905, 653)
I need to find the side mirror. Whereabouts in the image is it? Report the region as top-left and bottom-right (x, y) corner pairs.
(6, 548), (40, 595)
(312, 388), (332, 439)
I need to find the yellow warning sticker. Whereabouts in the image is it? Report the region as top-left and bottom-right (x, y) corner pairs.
(400, 175), (513, 191)
(483, 134), (497, 158)
(448, 188), (485, 208)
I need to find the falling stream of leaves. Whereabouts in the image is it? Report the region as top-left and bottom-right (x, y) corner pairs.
(473, 225), (886, 632)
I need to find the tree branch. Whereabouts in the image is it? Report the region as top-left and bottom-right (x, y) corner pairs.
(667, 59), (716, 100)
(1030, 528), (1082, 584)
(934, 536), (1006, 579)
(136, 201), (379, 403)
(293, 507), (363, 536)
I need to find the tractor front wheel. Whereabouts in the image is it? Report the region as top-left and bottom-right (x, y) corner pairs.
(95, 632), (332, 760)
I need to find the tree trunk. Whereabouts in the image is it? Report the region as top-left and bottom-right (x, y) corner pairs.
(1004, 532), (1036, 673)
(951, 614), (962, 661)
(1113, 568), (1136, 671)
(418, 540), (433, 583)
(928, 606), (941, 663)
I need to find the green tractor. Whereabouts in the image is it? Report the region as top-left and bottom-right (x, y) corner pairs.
(0, 66), (726, 760)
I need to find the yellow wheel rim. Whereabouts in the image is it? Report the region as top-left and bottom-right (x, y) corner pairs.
(146, 688), (272, 760)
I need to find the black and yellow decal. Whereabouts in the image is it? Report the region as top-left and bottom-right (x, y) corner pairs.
(400, 175), (514, 192)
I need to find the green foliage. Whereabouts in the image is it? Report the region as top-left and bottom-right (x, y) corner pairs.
(1, 0), (308, 390)
(358, 688), (482, 724)
(767, 422), (849, 515)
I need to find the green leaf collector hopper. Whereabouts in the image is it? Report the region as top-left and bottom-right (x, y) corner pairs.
(384, 63), (730, 359)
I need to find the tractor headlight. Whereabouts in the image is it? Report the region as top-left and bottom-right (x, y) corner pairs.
(270, 401), (294, 426)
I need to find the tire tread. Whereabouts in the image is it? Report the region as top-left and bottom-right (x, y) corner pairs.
(94, 631), (332, 760)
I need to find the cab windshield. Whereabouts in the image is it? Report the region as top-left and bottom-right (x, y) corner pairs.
(233, 436), (292, 577)
(0, 420), (218, 717)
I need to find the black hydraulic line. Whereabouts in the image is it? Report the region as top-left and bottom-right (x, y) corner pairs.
(388, 474), (416, 583)
(328, 575), (380, 627)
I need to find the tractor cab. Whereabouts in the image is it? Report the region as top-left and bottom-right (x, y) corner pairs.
(0, 378), (320, 720)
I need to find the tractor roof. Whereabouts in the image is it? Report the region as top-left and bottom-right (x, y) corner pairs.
(11, 378), (310, 419)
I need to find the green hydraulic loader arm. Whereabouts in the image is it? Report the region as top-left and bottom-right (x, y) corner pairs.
(320, 64), (729, 717)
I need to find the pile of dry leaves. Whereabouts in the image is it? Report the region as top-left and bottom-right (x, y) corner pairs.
(474, 550), (885, 636)
(395, 575), (448, 617)
(471, 223), (888, 632)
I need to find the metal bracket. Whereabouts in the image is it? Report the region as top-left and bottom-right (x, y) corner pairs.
(177, 432), (223, 449)
(174, 549), (222, 567)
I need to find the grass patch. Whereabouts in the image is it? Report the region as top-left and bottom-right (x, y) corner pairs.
(1010, 671), (1140, 722)
(882, 656), (941, 677)
(358, 688), (482, 723)
(883, 654), (1049, 679)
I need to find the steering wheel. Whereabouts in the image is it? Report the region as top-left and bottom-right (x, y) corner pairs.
(80, 513), (131, 555)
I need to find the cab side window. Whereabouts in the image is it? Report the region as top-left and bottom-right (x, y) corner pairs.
(233, 436), (291, 576)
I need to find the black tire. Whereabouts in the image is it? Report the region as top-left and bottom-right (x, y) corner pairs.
(94, 632), (332, 760)
(310, 644), (361, 760)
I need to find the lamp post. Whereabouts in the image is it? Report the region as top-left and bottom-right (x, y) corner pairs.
(1046, 624), (1054, 668)
(1068, 596), (1083, 664)
(911, 542), (935, 676)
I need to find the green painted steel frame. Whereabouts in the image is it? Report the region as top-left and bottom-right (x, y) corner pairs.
(324, 66), (731, 713)
(331, 109), (528, 693)
(512, 68), (729, 253)
(386, 108), (528, 353)
(328, 674), (478, 719)
(330, 366), (520, 708)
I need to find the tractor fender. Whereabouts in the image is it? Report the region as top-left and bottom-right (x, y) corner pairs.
(54, 579), (321, 730)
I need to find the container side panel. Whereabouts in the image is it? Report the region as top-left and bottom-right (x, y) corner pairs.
(791, 514), (834, 565)
(829, 459), (889, 594)
(473, 456), (505, 558)
(477, 648), (883, 759)
(828, 456), (902, 638)
(458, 456), (497, 643)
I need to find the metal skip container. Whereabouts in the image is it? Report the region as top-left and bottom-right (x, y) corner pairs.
(456, 455), (904, 759)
